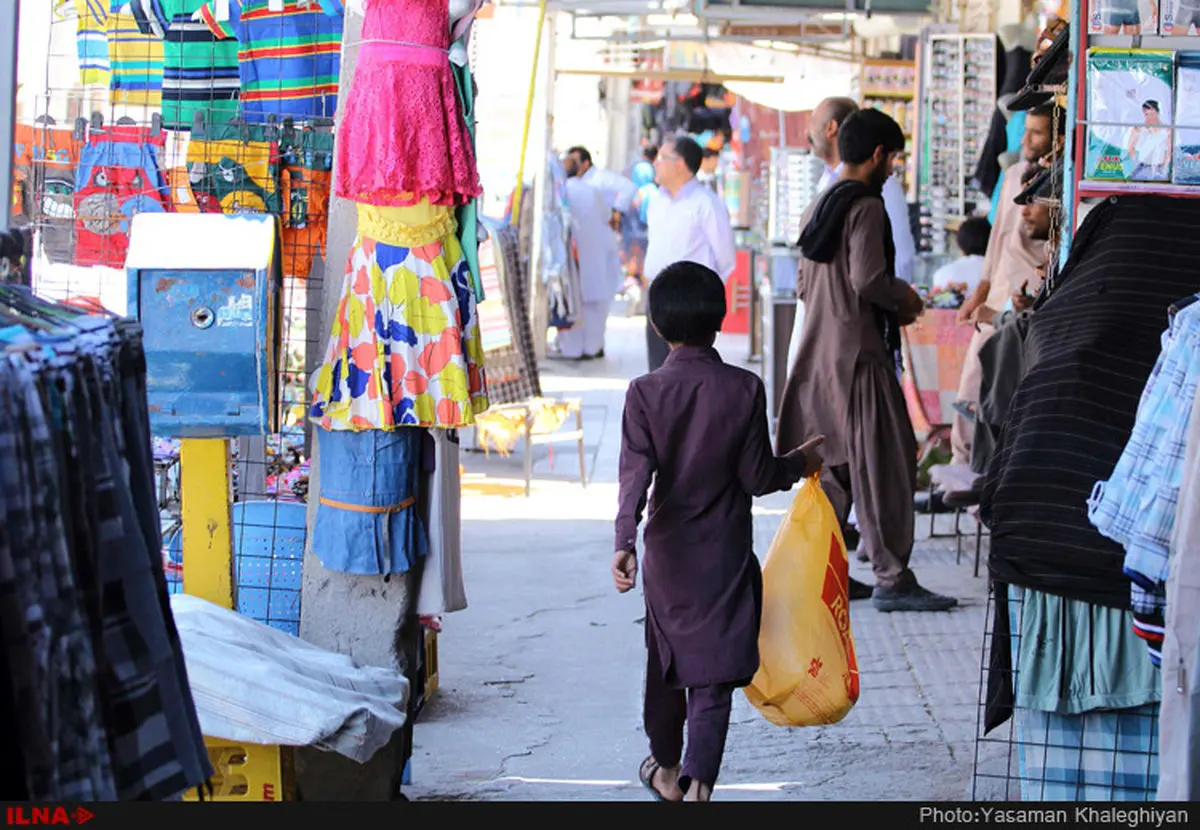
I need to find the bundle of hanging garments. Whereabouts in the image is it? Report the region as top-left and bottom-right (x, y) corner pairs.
(980, 195), (1200, 801)
(309, 0), (488, 433)
(306, 0), (485, 606)
(1086, 294), (1200, 801)
(0, 289), (211, 801)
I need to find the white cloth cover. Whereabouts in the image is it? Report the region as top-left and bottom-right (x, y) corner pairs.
(416, 430), (468, 615)
(170, 594), (409, 763)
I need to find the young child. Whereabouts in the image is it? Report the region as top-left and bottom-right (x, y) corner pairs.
(613, 261), (825, 803)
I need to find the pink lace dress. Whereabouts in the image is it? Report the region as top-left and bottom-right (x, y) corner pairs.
(334, 0), (482, 207)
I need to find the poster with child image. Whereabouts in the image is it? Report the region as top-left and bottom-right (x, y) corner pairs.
(1085, 49), (1175, 182)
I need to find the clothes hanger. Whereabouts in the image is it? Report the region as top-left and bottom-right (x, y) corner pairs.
(0, 285), (84, 329)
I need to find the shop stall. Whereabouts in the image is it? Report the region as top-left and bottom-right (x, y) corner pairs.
(971, 0), (1200, 801)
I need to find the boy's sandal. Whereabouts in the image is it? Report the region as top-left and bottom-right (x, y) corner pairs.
(639, 756), (679, 802)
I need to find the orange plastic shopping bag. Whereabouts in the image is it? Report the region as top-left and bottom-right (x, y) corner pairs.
(744, 475), (860, 727)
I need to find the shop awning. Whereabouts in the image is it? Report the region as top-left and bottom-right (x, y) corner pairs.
(704, 42), (857, 111)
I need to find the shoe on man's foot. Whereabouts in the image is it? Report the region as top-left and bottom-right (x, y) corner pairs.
(848, 577), (874, 601)
(843, 525), (860, 551)
(872, 584), (958, 613)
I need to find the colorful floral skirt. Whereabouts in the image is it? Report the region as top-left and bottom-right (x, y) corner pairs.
(309, 230), (488, 430)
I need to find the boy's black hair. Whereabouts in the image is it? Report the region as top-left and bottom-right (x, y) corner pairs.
(643, 143), (659, 162)
(836, 108), (906, 166)
(649, 261), (726, 345)
(956, 217), (992, 257)
(702, 147), (719, 159)
(671, 136), (704, 175)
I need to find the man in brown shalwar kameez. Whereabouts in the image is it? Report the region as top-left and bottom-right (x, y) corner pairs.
(775, 109), (958, 613)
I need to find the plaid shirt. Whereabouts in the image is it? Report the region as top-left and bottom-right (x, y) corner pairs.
(1088, 298), (1200, 660)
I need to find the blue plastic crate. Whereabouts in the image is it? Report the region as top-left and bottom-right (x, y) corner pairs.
(162, 500), (306, 636)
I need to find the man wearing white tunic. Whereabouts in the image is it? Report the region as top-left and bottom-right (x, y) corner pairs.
(556, 174), (615, 360)
(562, 146), (636, 359)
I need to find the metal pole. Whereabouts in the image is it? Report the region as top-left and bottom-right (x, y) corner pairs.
(0, 2), (19, 235)
(528, 10), (556, 363)
(511, 0), (548, 224)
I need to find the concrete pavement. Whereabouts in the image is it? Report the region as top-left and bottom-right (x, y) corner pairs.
(405, 313), (998, 802)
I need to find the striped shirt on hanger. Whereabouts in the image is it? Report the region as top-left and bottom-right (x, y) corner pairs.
(107, 3), (164, 107)
(59, 1), (165, 104)
(129, 0), (241, 129)
(61, 0), (112, 85)
(196, 0), (343, 123)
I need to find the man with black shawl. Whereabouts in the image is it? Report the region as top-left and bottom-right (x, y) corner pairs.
(775, 109), (958, 613)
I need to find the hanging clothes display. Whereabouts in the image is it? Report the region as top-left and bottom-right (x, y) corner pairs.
(1156, 379), (1200, 800)
(980, 194), (1200, 802)
(12, 122), (80, 265)
(310, 428), (427, 576)
(476, 216), (541, 407)
(331, 0), (481, 209)
(0, 292), (212, 801)
(185, 125), (281, 215)
(1089, 296), (1200, 665)
(58, 0), (165, 105)
(279, 127), (334, 281)
(309, 0), (489, 581)
(73, 125), (169, 269)
(982, 195), (1200, 610)
(129, 0), (241, 130)
(197, 0), (343, 123)
(105, 3), (165, 107)
(308, 210), (488, 431)
(538, 154), (580, 331)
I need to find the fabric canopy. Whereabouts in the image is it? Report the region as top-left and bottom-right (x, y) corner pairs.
(703, 42), (857, 112)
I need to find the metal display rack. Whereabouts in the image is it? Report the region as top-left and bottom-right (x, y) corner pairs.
(859, 57), (918, 193)
(764, 146), (825, 247)
(915, 29), (998, 254)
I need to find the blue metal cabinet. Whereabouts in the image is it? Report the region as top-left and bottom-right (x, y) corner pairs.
(126, 213), (283, 438)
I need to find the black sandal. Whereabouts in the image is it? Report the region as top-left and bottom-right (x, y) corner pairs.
(639, 756), (679, 802)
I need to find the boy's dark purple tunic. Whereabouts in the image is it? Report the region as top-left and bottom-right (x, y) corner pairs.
(616, 346), (805, 688)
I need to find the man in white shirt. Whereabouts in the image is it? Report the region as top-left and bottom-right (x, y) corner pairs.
(642, 135), (737, 371)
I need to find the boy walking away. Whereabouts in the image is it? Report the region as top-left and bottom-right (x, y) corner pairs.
(613, 262), (825, 802)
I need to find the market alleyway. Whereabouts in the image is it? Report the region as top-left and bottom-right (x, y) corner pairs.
(406, 311), (997, 802)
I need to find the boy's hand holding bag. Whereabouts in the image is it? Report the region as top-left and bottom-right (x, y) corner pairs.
(744, 474), (861, 727)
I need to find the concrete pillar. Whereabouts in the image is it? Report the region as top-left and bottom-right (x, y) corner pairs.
(298, 5), (419, 800)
